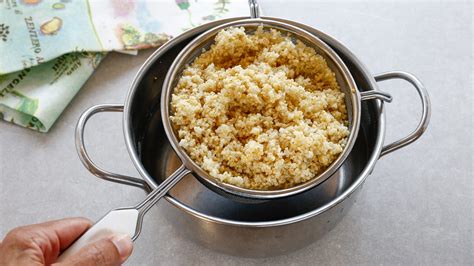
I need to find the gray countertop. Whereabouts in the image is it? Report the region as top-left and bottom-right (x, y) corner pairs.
(1, 1), (472, 265)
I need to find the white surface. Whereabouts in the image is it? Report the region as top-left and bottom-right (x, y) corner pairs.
(1, 1), (472, 265)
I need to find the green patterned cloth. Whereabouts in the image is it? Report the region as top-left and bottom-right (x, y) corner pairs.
(0, 0), (248, 132)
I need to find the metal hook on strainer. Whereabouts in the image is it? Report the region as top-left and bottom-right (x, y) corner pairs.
(58, 0), (392, 259)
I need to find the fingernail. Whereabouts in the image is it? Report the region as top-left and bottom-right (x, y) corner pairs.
(111, 234), (133, 262)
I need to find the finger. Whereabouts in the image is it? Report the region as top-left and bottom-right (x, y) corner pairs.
(0, 217), (92, 265)
(57, 234), (133, 266)
(33, 217), (92, 250)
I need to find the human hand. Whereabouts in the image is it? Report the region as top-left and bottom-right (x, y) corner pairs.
(0, 217), (133, 266)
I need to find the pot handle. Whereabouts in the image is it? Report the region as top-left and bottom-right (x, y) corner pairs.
(374, 71), (431, 157)
(75, 104), (150, 191)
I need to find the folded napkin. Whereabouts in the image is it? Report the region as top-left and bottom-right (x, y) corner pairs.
(0, 0), (250, 132)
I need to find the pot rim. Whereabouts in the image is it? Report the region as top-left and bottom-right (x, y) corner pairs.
(123, 16), (385, 228)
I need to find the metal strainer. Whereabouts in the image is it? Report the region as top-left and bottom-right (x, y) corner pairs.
(159, 7), (392, 201)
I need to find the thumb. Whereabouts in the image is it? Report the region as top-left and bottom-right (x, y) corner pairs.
(57, 234), (133, 266)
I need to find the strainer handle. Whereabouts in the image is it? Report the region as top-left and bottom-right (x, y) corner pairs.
(75, 104), (150, 191)
(248, 0), (260, 18)
(374, 71), (431, 157)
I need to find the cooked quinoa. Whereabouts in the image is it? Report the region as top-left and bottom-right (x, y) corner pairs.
(170, 27), (349, 190)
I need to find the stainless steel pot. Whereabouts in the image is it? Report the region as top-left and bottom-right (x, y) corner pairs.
(74, 17), (430, 257)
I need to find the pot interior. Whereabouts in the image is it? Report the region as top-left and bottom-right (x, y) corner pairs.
(129, 20), (381, 223)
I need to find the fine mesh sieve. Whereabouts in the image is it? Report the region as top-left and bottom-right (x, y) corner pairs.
(160, 16), (392, 202)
